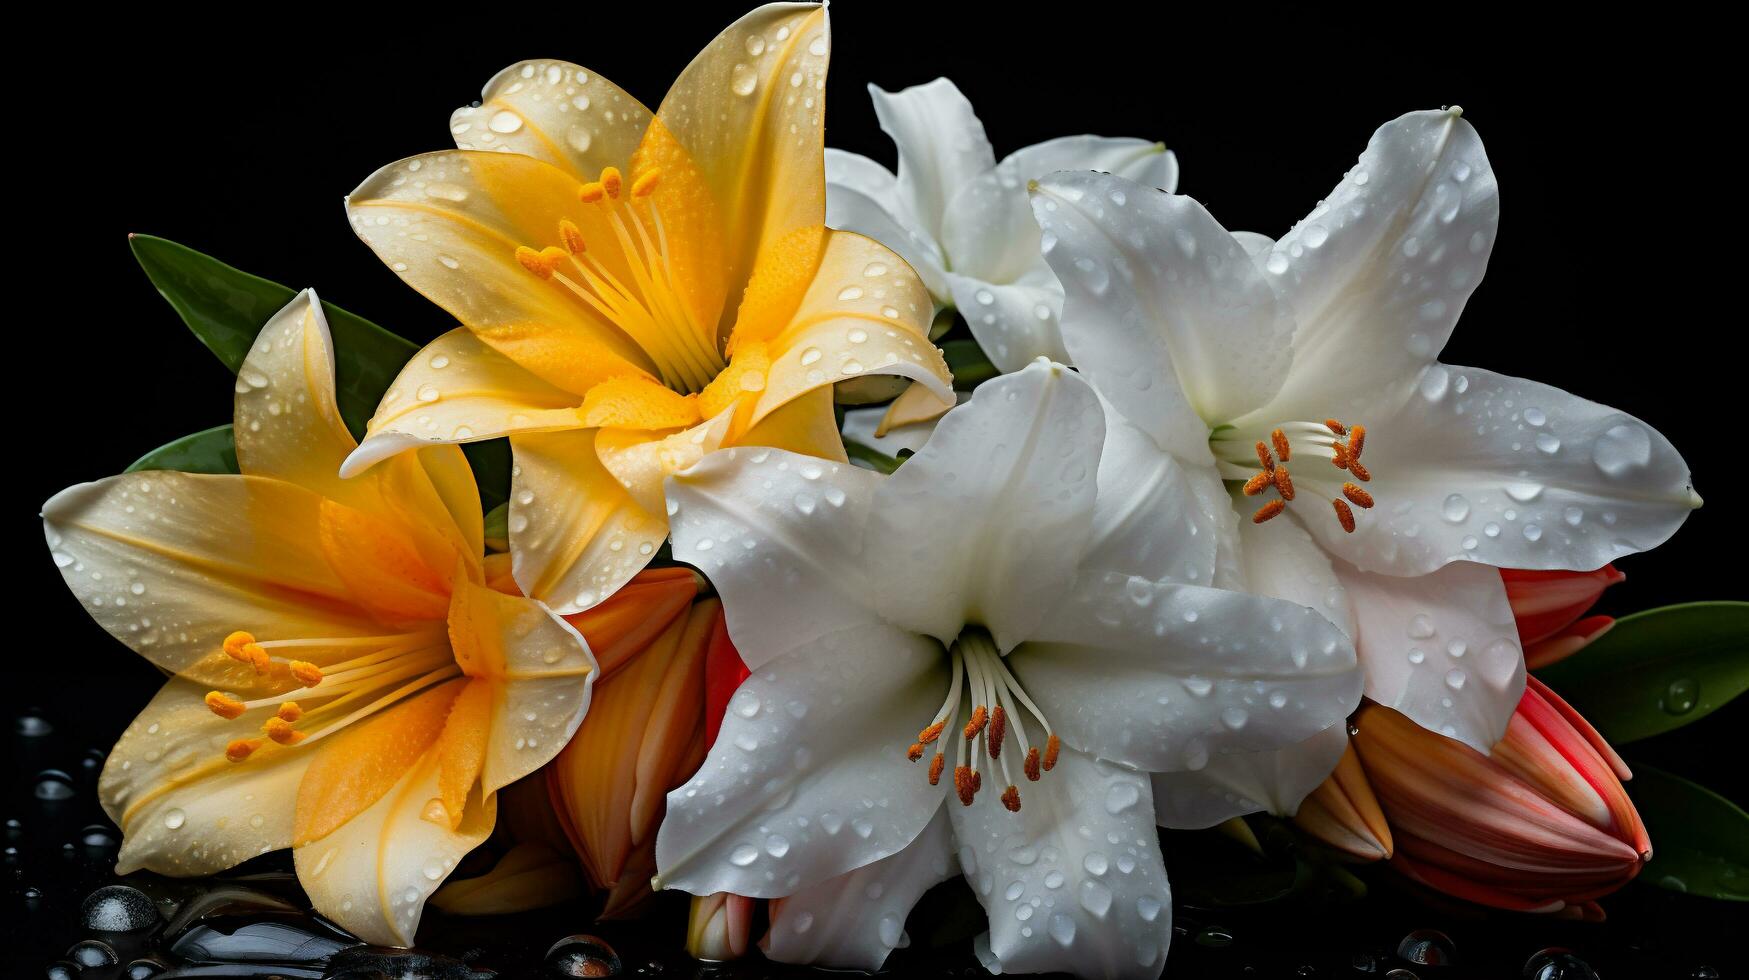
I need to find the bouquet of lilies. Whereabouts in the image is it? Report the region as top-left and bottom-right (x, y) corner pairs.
(42, 5), (1743, 977)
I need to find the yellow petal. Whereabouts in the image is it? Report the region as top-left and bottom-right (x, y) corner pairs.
(642, 3), (830, 336)
(437, 678), (495, 830)
(755, 230), (952, 425)
(876, 381), (957, 436)
(346, 328), (586, 476)
(43, 472), (380, 690)
(293, 678), (464, 846)
(414, 445), (487, 565)
(580, 377), (703, 430)
(346, 150), (658, 394)
(428, 841), (584, 915)
(737, 385), (846, 462)
(445, 579), (597, 793)
(450, 61), (653, 181)
(595, 410), (734, 517)
(725, 224), (826, 351)
(295, 741), (496, 946)
(317, 497), (453, 624)
(101, 679), (314, 876)
(506, 429), (669, 613)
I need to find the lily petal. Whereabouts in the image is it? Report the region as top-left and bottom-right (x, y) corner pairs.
(101, 679), (314, 876)
(1249, 108), (1497, 425)
(825, 149), (948, 300)
(1004, 136), (1178, 193)
(233, 290), (357, 498)
(1234, 495), (1356, 637)
(667, 447), (881, 670)
(508, 429), (668, 614)
(654, 626), (948, 898)
(1335, 558), (1523, 751)
(1307, 364), (1698, 576)
(1151, 722), (1349, 829)
(1082, 396), (1222, 587)
(943, 271), (1068, 371)
(868, 78), (994, 241)
(1031, 171), (1294, 458)
(765, 807), (957, 971)
(1017, 573), (1360, 772)
(294, 743), (496, 946)
(866, 360), (1104, 651)
(450, 60), (652, 180)
(949, 746), (1171, 980)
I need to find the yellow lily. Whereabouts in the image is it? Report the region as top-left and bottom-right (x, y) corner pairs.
(41, 291), (598, 946)
(341, 2), (955, 614)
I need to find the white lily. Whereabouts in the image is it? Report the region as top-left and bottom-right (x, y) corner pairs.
(652, 360), (1360, 977)
(826, 78), (1177, 372)
(1023, 107), (1699, 780)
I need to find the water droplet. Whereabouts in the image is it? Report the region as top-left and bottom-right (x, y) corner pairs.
(1083, 852), (1109, 876)
(1441, 494), (1471, 523)
(877, 912), (903, 948)
(1048, 913), (1077, 947)
(487, 110), (523, 133)
(544, 935), (621, 979)
(1397, 929), (1456, 966)
(729, 844), (759, 866)
(1444, 669), (1467, 690)
(1104, 782), (1140, 814)
(1079, 879), (1114, 916)
(81, 885), (158, 932)
(1592, 423), (1652, 477)
(1408, 614), (1437, 639)
(34, 770), (75, 800)
(162, 808), (186, 830)
(1663, 678), (1698, 715)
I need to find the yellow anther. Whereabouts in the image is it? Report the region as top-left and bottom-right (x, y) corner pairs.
(205, 691), (246, 720)
(1024, 747), (1042, 782)
(578, 181), (606, 204)
(1242, 472), (1272, 496)
(1253, 500), (1287, 524)
(1274, 465), (1295, 501)
(225, 738), (262, 763)
(1043, 733), (1061, 772)
(1333, 498), (1357, 533)
(1342, 483), (1375, 509)
(1271, 428), (1292, 462)
(558, 219), (587, 254)
(289, 661), (323, 687)
(516, 245), (558, 279)
(222, 631), (267, 669)
(264, 716), (306, 745)
(276, 702), (304, 723)
(1001, 785), (1022, 812)
(600, 167), (623, 198)
(1255, 441), (1276, 472)
(1347, 424), (1367, 460)
(906, 742), (925, 762)
(928, 753), (945, 785)
(631, 169), (662, 197)
(918, 720), (945, 745)
(988, 705), (1007, 759)
(964, 705), (988, 740)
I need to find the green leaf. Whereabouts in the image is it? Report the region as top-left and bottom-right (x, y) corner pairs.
(129, 234), (417, 437)
(125, 424), (238, 475)
(1628, 763), (1749, 901)
(1534, 601), (1749, 743)
(483, 501), (510, 552)
(940, 338), (999, 390)
(843, 439), (903, 474)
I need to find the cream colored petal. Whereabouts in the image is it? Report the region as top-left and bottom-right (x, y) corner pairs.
(233, 289), (358, 495)
(346, 150), (655, 394)
(595, 410), (734, 518)
(756, 230), (952, 425)
(736, 385), (846, 461)
(295, 748), (496, 946)
(43, 472), (379, 689)
(647, 2), (830, 323)
(451, 61), (652, 180)
(343, 328), (584, 476)
(101, 679), (314, 876)
(508, 429), (669, 614)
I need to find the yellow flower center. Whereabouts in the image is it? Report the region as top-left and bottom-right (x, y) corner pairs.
(907, 629), (1060, 813)
(514, 166), (727, 395)
(1211, 418), (1378, 533)
(203, 625), (455, 762)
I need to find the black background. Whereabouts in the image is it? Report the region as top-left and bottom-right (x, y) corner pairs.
(7, 7), (1746, 976)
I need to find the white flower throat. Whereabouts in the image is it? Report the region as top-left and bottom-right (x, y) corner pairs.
(1209, 417), (1377, 533)
(907, 628), (1060, 813)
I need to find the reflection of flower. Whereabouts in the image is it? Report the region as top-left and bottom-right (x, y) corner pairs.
(1027, 108), (1698, 762)
(827, 77), (1176, 371)
(342, 3), (952, 617)
(43, 292), (595, 945)
(654, 361), (1359, 977)
(1299, 678), (1650, 917)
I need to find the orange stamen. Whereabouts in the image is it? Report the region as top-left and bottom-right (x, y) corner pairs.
(988, 706), (1007, 759)
(907, 742), (925, 762)
(970, 770), (982, 794)
(1347, 424), (1367, 460)
(918, 720), (945, 745)
(964, 705), (988, 740)
(600, 167), (623, 198)
(1343, 483), (1375, 509)
(1348, 459), (1372, 483)
(558, 219), (587, 254)
(954, 765), (975, 806)
(289, 661), (323, 687)
(205, 691), (245, 720)
(1043, 734), (1061, 772)
(1001, 785), (1021, 812)
(1333, 498), (1356, 533)
(1242, 472), (1272, 496)
(578, 181), (605, 204)
(225, 738), (261, 763)
(1325, 418), (1346, 436)
(1253, 500), (1287, 524)
(1255, 441), (1276, 471)
(631, 169), (662, 197)
(264, 716), (306, 745)
(928, 753), (945, 785)
(1332, 443), (1350, 470)
(1271, 428), (1291, 462)
(276, 702), (303, 723)
(1024, 747), (1042, 782)
(1274, 466), (1295, 501)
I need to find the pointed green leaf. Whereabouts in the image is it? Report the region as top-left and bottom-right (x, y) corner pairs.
(1535, 601), (1749, 743)
(941, 338), (999, 390)
(129, 233), (416, 438)
(125, 424), (238, 475)
(1629, 763), (1749, 901)
(843, 439), (903, 474)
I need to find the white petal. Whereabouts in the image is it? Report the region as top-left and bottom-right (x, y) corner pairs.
(654, 628), (948, 898)
(1235, 496), (1356, 637)
(1031, 172), (1294, 456)
(825, 172), (950, 301)
(1151, 722), (1349, 828)
(940, 173), (1048, 290)
(865, 361), (1104, 651)
(1230, 231), (1274, 258)
(1017, 574), (1360, 772)
(1003, 136), (1178, 192)
(1335, 558), (1523, 751)
(1306, 363), (1699, 576)
(943, 271), (1068, 372)
(295, 749), (495, 946)
(1250, 108), (1497, 424)
(1081, 397), (1221, 588)
(666, 447), (881, 670)
(840, 398), (964, 461)
(949, 747), (1171, 980)
(765, 807), (956, 971)
(868, 78), (995, 241)
(825, 148), (900, 210)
